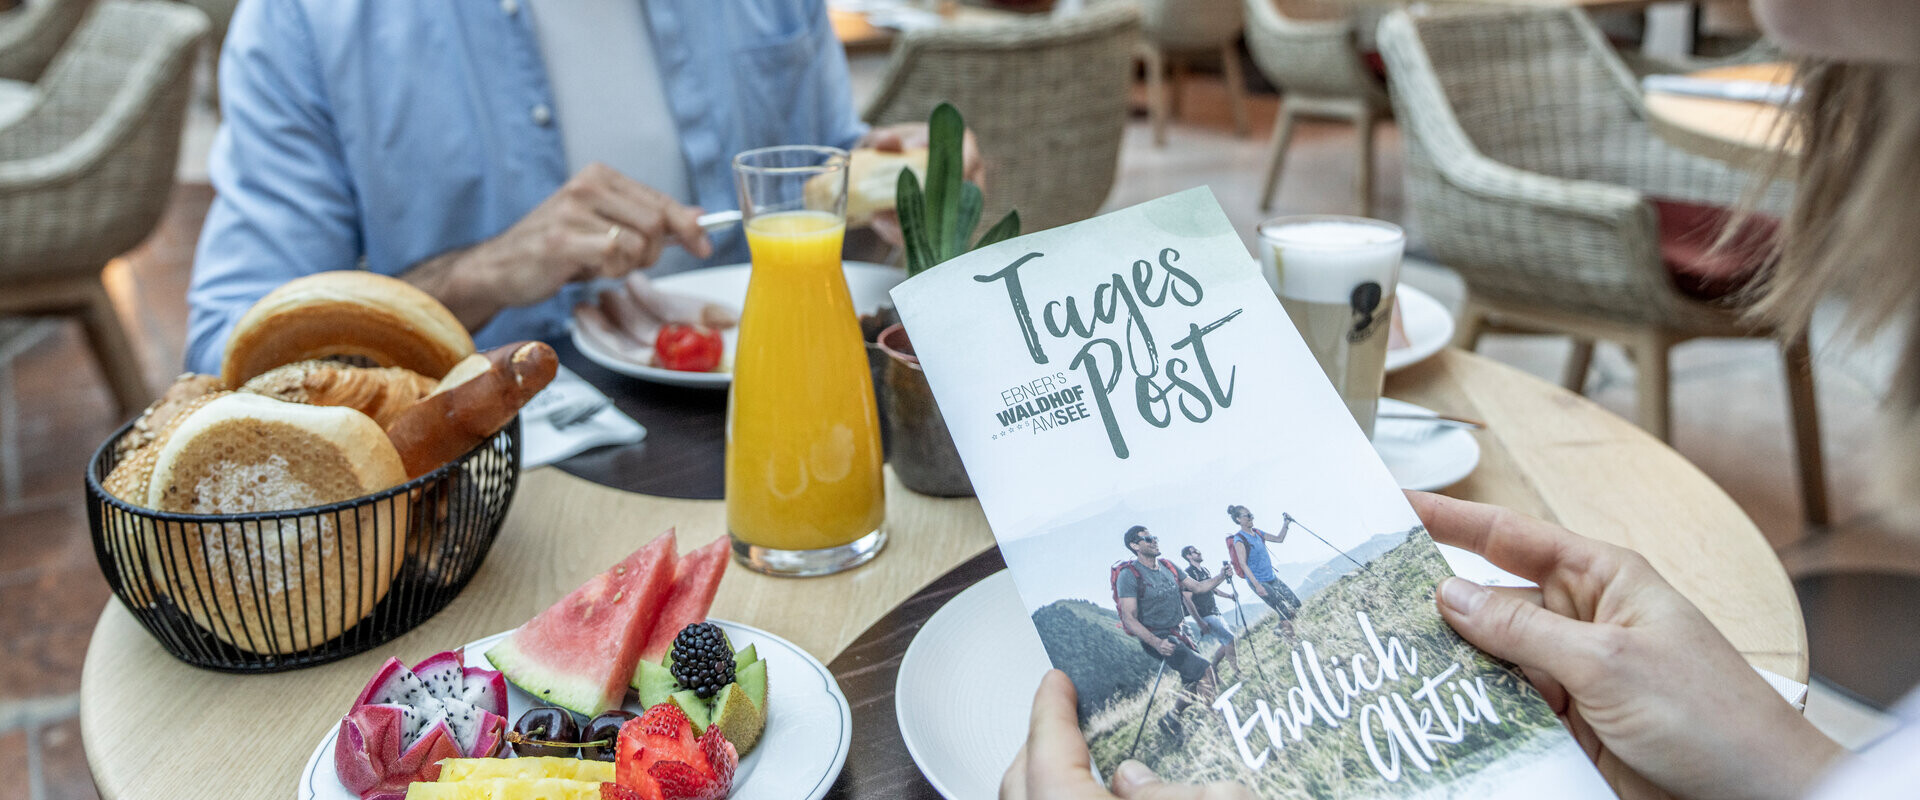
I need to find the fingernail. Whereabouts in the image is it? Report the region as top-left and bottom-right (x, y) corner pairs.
(1439, 577), (1490, 615)
(1113, 760), (1158, 790)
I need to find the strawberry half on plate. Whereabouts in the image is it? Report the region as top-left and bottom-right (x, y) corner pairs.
(613, 704), (738, 800)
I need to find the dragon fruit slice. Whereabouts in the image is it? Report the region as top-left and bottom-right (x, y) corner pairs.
(334, 649), (508, 800)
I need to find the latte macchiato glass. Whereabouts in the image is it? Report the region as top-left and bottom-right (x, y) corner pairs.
(1257, 216), (1405, 438)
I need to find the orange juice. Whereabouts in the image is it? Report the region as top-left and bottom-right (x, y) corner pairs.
(726, 210), (886, 552)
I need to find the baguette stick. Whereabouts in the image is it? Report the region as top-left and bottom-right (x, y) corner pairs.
(384, 341), (558, 477)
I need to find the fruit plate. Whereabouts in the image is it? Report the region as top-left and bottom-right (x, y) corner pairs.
(298, 620), (851, 800)
(570, 262), (906, 389)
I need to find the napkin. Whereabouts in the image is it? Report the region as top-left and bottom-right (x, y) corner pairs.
(518, 365), (646, 469)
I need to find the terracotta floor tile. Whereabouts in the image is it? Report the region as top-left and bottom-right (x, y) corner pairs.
(41, 718), (99, 800)
(0, 729), (27, 800)
(0, 522), (111, 700)
(9, 324), (120, 507)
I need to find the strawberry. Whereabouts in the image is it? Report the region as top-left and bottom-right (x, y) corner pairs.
(601, 784), (645, 800)
(615, 703), (739, 800)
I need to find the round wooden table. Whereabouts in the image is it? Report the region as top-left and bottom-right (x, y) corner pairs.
(1644, 62), (1799, 169)
(78, 348), (1805, 799)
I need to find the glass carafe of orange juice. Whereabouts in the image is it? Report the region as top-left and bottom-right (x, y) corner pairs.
(726, 146), (886, 576)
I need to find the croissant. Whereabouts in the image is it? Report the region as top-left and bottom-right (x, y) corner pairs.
(241, 360), (437, 428)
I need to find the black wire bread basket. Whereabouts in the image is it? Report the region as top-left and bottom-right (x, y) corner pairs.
(84, 418), (520, 672)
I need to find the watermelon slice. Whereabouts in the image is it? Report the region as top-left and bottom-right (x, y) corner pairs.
(487, 531), (678, 717)
(637, 538), (731, 664)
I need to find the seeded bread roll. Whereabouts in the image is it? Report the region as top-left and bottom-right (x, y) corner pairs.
(220, 271), (475, 387)
(114, 373), (226, 459)
(141, 394), (410, 654)
(241, 361), (437, 428)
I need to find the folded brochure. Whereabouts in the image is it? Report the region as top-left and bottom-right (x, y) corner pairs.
(889, 189), (1615, 798)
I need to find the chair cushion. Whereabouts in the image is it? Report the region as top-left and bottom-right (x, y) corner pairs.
(1653, 198), (1779, 301)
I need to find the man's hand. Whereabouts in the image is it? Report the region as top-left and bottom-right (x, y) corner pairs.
(404, 163), (714, 330)
(1251, 583), (1268, 598)
(1409, 491), (1846, 800)
(1001, 671), (1255, 800)
(862, 122), (984, 247)
(1153, 637), (1175, 657)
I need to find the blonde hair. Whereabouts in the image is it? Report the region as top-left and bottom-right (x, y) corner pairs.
(1754, 61), (1920, 519)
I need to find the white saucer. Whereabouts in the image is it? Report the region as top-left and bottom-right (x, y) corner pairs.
(299, 620), (851, 800)
(1372, 397), (1481, 491)
(897, 571), (1051, 800)
(571, 262), (906, 389)
(1386, 285), (1454, 374)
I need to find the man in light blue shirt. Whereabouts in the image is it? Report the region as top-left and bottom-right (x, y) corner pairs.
(186, 0), (935, 374)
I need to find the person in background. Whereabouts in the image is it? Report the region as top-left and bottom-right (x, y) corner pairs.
(1003, 0), (1920, 795)
(184, 0), (976, 375)
(1223, 505), (1301, 622)
(1176, 545), (1238, 677)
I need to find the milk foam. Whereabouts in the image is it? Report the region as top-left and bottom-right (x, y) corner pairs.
(1257, 219), (1403, 305)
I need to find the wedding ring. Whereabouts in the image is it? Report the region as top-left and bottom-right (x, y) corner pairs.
(605, 224), (625, 252)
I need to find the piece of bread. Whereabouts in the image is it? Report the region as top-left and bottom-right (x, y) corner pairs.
(241, 361), (437, 428)
(142, 393), (410, 654)
(384, 341), (558, 478)
(114, 373), (226, 459)
(221, 271), (475, 387)
(103, 389), (231, 505)
(804, 147), (928, 227)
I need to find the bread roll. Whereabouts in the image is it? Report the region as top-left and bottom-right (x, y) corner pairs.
(242, 361), (437, 428)
(114, 373), (226, 459)
(221, 271), (475, 387)
(142, 394), (409, 654)
(385, 341), (558, 478)
(805, 147), (928, 227)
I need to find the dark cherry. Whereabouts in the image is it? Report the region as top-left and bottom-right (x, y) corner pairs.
(512, 706), (580, 759)
(581, 710), (637, 762)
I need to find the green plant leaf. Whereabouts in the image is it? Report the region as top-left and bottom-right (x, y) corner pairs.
(897, 168), (937, 277)
(924, 102), (965, 263)
(954, 181), (984, 257)
(973, 210), (1022, 250)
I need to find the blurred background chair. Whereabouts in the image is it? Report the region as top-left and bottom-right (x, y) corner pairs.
(0, 0), (98, 127)
(0, 0), (209, 416)
(1378, 8), (1829, 524)
(0, 0), (97, 82)
(863, 3), (1140, 235)
(1242, 0), (1389, 215)
(1135, 0), (1247, 145)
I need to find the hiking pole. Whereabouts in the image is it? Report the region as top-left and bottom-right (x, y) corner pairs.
(1223, 568), (1272, 685)
(1126, 658), (1169, 762)
(1284, 513), (1379, 578)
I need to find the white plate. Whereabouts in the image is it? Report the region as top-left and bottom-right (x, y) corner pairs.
(571, 262), (906, 389)
(299, 620), (852, 800)
(1386, 284), (1454, 374)
(1372, 398), (1481, 492)
(897, 571), (1051, 800)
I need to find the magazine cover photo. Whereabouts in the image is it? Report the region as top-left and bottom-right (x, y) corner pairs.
(1000, 457), (1597, 799)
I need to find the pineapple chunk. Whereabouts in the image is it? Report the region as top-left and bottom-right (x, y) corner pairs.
(437, 757), (615, 783)
(404, 778), (602, 800)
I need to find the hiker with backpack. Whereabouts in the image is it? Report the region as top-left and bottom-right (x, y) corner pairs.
(1225, 505), (1303, 622)
(1177, 545), (1240, 677)
(1114, 526), (1234, 737)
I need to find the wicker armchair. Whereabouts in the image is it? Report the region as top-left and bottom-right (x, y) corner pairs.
(1136, 0), (1248, 145)
(1378, 8), (1827, 523)
(863, 3), (1140, 234)
(0, 0), (208, 415)
(0, 0), (97, 82)
(1243, 0), (1389, 215)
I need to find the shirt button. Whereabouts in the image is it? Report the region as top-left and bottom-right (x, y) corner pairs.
(530, 103), (552, 126)
(500, 0), (519, 14)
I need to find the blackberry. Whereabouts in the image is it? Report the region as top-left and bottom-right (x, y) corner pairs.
(669, 622), (736, 699)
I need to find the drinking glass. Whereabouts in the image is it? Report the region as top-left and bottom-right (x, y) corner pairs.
(1257, 215), (1405, 438)
(727, 145), (887, 576)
